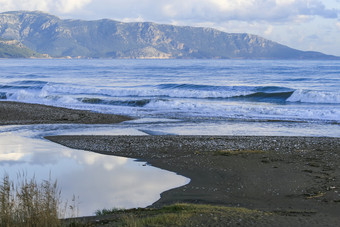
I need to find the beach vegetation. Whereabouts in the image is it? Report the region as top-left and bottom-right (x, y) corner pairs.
(121, 204), (271, 226)
(216, 149), (265, 156)
(95, 207), (125, 216)
(0, 173), (77, 227)
(70, 203), (271, 226)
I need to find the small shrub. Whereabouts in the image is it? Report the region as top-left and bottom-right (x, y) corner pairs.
(95, 207), (124, 216)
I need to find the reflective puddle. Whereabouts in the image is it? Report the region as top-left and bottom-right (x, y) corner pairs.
(0, 124), (189, 217)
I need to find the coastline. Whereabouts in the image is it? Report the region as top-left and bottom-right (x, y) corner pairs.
(1, 101), (340, 225)
(0, 101), (132, 125)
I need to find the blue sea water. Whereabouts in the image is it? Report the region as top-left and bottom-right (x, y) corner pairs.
(0, 59), (339, 137)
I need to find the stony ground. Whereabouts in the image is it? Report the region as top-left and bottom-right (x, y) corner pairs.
(48, 135), (340, 226)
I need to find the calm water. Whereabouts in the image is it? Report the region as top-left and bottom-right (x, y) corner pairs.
(0, 59), (339, 216)
(0, 124), (189, 217)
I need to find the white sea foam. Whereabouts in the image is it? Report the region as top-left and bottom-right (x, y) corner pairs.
(125, 118), (182, 124)
(7, 89), (44, 102)
(287, 90), (340, 104)
(144, 99), (340, 122)
(7, 88), (80, 104)
(40, 83), (254, 99)
(5, 86), (340, 123)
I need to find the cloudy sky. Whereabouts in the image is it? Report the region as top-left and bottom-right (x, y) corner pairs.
(1, 0), (339, 56)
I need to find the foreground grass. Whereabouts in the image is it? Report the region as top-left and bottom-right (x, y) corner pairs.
(0, 173), (77, 227)
(0, 173), (271, 227)
(63, 203), (272, 227)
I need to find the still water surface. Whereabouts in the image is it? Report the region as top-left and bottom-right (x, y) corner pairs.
(0, 123), (189, 217)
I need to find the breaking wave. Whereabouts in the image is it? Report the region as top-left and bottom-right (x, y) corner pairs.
(2, 82), (340, 106)
(287, 90), (340, 104)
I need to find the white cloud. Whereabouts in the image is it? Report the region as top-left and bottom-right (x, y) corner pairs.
(0, 0), (91, 14)
(0, 0), (14, 9)
(55, 0), (92, 13)
(121, 16), (145, 23)
(129, 0), (334, 28)
(264, 25), (273, 36)
(337, 22), (340, 30)
(1, 0), (338, 22)
(210, 0), (254, 11)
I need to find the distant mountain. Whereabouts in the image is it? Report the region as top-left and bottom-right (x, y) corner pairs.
(0, 38), (44, 58)
(0, 11), (338, 59)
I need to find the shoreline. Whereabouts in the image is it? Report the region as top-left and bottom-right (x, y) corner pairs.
(0, 101), (132, 125)
(1, 101), (340, 225)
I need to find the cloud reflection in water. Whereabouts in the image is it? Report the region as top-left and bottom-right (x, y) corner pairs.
(0, 125), (189, 216)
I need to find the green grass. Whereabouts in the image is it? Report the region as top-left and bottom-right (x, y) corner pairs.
(68, 203), (271, 227)
(120, 204), (270, 227)
(216, 149), (265, 156)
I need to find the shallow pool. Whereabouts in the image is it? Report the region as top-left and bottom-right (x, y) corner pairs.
(0, 124), (189, 217)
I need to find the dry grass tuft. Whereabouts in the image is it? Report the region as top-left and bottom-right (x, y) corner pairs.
(0, 172), (77, 227)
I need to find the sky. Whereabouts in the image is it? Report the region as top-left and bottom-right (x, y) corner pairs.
(0, 0), (339, 56)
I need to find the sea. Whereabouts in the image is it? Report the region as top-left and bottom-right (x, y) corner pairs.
(0, 59), (339, 216)
(0, 59), (339, 137)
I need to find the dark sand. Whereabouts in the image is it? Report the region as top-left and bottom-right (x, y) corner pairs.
(46, 135), (340, 225)
(1, 101), (340, 225)
(0, 101), (131, 125)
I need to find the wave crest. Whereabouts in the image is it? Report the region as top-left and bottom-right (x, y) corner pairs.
(287, 90), (340, 104)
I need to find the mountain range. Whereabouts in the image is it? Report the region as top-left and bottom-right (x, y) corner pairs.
(0, 11), (338, 59)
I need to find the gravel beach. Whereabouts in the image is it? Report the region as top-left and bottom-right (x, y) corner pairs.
(46, 135), (340, 226)
(1, 101), (340, 226)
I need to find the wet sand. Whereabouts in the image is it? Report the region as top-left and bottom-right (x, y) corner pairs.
(1, 101), (340, 225)
(0, 101), (131, 125)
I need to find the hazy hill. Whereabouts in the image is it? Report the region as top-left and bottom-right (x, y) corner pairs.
(0, 38), (44, 58)
(0, 11), (338, 59)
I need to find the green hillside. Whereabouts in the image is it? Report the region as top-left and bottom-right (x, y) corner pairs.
(0, 39), (44, 58)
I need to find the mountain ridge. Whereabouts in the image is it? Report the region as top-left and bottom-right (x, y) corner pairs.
(0, 11), (338, 59)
